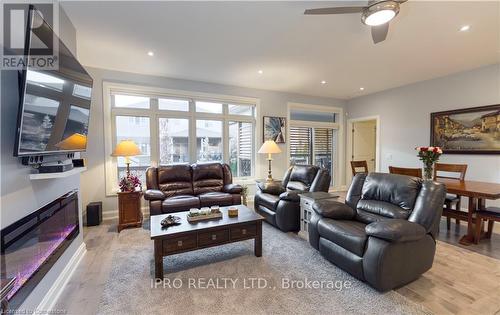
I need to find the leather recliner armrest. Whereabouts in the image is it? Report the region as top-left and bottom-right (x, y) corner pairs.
(144, 189), (166, 201)
(257, 182), (286, 195)
(279, 191), (301, 202)
(223, 184), (243, 194)
(365, 219), (426, 242)
(312, 200), (355, 220)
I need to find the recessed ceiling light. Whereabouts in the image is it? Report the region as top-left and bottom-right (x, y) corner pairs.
(321, 80), (327, 85)
(359, 87), (365, 91)
(257, 70), (263, 74)
(147, 51), (154, 56)
(459, 25), (470, 32)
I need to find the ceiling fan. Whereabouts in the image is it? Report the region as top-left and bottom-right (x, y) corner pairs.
(304, 0), (408, 44)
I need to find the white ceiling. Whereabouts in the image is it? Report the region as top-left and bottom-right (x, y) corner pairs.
(61, 1), (500, 99)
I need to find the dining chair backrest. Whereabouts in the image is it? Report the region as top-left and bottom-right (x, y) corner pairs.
(389, 166), (422, 178)
(351, 160), (369, 176)
(433, 163), (467, 181)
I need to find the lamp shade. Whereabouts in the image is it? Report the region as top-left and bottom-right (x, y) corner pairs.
(55, 133), (87, 150)
(111, 140), (141, 157)
(258, 140), (282, 154)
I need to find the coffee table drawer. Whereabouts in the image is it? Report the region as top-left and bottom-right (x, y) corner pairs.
(164, 235), (197, 254)
(198, 229), (229, 246)
(231, 224), (256, 240)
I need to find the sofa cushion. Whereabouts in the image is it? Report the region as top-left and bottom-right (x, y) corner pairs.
(192, 163), (224, 195)
(317, 218), (368, 257)
(162, 195), (200, 213)
(254, 193), (280, 211)
(355, 209), (387, 224)
(286, 165), (319, 190)
(157, 165), (194, 197)
(357, 200), (411, 220)
(198, 192), (233, 207)
(361, 173), (421, 210)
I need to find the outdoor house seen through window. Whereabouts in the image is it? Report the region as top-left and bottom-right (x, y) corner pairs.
(110, 92), (256, 184)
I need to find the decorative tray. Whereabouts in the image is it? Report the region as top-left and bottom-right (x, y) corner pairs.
(187, 212), (223, 222)
(187, 207), (223, 223)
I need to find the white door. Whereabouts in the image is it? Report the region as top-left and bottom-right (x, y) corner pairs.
(352, 120), (377, 172)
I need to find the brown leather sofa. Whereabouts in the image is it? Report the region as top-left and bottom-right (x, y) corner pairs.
(145, 163), (242, 215)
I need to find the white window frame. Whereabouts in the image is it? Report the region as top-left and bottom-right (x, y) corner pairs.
(103, 82), (260, 196)
(287, 102), (344, 190)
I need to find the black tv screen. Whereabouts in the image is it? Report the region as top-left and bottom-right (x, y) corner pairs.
(14, 7), (93, 157)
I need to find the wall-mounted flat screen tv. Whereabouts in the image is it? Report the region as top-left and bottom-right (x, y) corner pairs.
(14, 6), (93, 157)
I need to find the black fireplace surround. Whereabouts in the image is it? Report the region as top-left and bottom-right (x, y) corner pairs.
(1, 191), (79, 309)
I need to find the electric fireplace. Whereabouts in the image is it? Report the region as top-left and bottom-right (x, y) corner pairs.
(1, 191), (79, 309)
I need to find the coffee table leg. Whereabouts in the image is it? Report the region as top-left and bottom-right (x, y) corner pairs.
(154, 239), (164, 279)
(254, 221), (262, 257)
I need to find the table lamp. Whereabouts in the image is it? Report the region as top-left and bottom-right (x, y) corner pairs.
(258, 140), (282, 182)
(111, 140), (141, 176)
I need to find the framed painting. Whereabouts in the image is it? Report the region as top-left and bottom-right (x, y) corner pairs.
(430, 104), (500, 154)
(263, 116), (286, 143)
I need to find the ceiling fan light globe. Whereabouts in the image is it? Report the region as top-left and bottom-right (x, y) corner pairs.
(362, 1), (400, 26)
(364, 10), (396, 26)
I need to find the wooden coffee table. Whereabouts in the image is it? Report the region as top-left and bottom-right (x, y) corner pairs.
(150, 205), (264, 278)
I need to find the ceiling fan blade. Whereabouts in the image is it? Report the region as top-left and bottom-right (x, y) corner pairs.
(304, 7), (365, 15)
(371, 23), (389, 44)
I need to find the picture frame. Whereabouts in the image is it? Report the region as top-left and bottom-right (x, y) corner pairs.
(430, 104), (500, 154)
(263, 116), (286, 143)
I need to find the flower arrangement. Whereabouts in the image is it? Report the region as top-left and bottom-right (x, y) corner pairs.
(415, 146), (443, 179)
(119, 173), (142, 192)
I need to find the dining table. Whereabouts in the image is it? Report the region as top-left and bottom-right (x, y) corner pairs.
(436, 178), (500, 245)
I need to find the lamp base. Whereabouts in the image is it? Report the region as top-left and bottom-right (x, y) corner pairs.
(266, 158), (273, 182)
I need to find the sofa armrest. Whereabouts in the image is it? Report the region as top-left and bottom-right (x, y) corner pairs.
(312, 200), (355, 220)
(257, 181), (286, 195)
(279, 191), (301, 202)
(223, 184), (242, 194)
(365, 219), (426, 242)
(144, 189), (166, 201)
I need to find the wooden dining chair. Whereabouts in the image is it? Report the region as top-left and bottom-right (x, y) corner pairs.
(389, 166), (422, 178)
(475, 207), (500, 242)
(350, 160), (368, 176)
(434, 163), (468, 230)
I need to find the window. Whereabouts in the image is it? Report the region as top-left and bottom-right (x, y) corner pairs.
(289, 127), (336, 186)
(114, 95), (150, 109)
(196, 101), (223, 114)
(196, 120), (223, 162)
(106, 84), (257, 195)
(228, 104), (253, 116)
(289, 127), (311, 165)
(115, 115), (151, 183)
(159, 98), (189, 111)
(229, 121), (253, 177)
(159, 118), (189, 164)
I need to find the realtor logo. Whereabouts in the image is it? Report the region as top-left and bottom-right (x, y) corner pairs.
(1, 2), (59, 70)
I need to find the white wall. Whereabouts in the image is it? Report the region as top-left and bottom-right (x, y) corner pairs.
(81, 67), (346, 218)
(0, 6), (84, 310)
(346, 64), (500, 206)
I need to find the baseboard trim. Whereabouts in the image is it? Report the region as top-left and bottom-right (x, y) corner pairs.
(37, 242), (87, 311)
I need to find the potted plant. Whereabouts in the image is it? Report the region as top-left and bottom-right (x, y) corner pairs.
(119, 173), (142, 192)
(415, 146), (443, 180)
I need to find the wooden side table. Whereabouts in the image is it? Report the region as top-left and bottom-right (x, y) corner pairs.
(117, 191), (143, 232)
(298, 192), (339, 240)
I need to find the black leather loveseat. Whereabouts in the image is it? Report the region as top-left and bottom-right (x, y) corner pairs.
(309, 172), (446, 291)
(144, 163), (242, 215)
(254, 165), (330, 232)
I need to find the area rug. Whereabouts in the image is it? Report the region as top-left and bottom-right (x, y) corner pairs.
(97, 222), (430, 315)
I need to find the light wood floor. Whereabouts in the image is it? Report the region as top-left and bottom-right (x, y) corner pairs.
(56, 202), (500, 315)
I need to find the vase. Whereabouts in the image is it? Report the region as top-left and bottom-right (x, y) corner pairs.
(423, 162), (434, 180)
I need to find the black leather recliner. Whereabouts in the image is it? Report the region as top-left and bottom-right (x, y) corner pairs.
(309, 172), (446, 291)
(254, 165), (331, 232)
